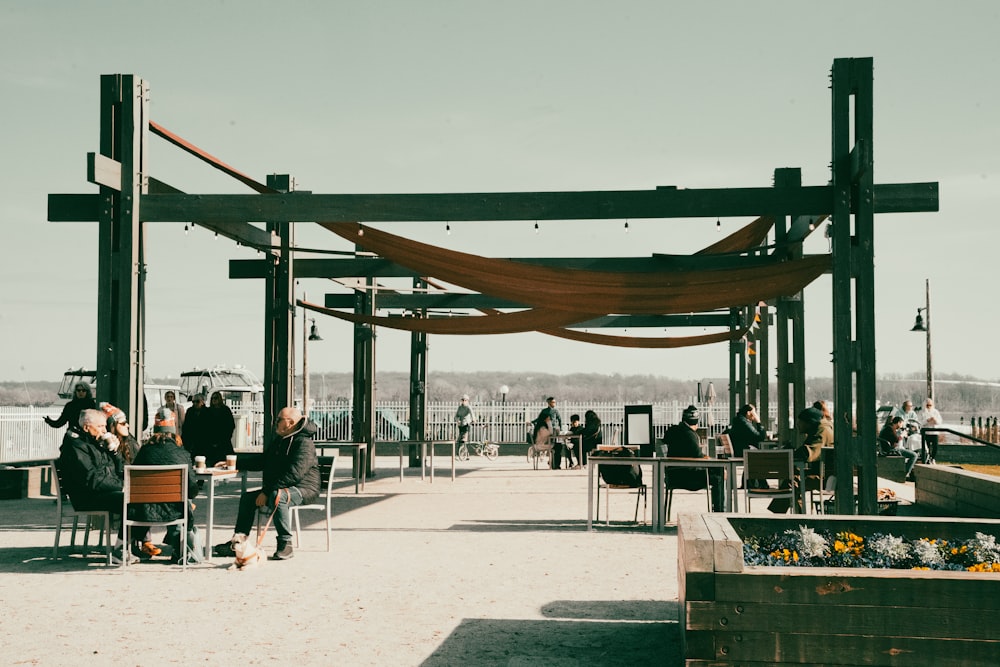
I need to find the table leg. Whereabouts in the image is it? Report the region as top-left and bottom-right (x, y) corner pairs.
(399, 444), (404, 482)
(430, 441), (435, 483)
(451, 441), (455, 481)
(359, 446), (366, 492)
(587, 460), (594, 531)
(204, 478), (216, 562)
(421, 442), (427, 482)
(653, 462), (663, 531)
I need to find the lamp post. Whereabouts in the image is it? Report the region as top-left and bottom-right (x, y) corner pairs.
(910, 278), (933, 400)
(500, 385), (509, 405)
(302, 297), (323, 414)
(499, 385), (509, 442)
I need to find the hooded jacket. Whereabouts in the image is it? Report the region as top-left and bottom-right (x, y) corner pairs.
(262, 418), (321, 504)
(57, 428), (123, 510)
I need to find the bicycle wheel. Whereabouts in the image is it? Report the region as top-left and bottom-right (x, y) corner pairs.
(457, 443), (470, 461)
(484, 443), (498, 461)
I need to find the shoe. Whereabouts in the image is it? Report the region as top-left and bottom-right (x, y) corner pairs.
(111, 548), (140, 566)
(140, 541), (162, 558)
(213, 541), (237, 558)
(270, 542), (294, 561)
(571, 464), (581, 470)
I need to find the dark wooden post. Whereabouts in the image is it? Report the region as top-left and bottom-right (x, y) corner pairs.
(831, 58), (877, 514)
(352, 278), (376, 477)
(408, 278), (428, 467)
(263, 174), (295, 440)
(95, 74), (147, 433)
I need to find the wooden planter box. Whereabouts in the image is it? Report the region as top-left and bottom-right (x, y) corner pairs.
(678, 513), (1000, 666)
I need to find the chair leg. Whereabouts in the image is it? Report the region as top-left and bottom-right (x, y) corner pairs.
(665, 489), (673, 523)
(292, 510), (301, 548)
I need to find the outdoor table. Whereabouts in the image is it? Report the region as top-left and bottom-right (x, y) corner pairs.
(194, 467), (239, 562)
(396, 440), (455, 482)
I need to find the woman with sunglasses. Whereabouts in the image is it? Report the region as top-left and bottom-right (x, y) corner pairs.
(44, 382), (97, 431)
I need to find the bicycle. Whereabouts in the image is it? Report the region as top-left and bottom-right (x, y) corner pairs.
(457, 427), (499, 461)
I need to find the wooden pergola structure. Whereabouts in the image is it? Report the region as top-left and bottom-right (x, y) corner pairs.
(48, 57), (938, 514)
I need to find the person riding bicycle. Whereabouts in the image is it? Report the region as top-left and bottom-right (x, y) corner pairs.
(454, 395), (475, 446)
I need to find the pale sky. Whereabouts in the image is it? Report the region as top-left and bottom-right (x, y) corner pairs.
(2, 1), (998, 389)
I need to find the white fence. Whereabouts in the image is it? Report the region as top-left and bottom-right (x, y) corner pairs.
(3, 401), (742, 463)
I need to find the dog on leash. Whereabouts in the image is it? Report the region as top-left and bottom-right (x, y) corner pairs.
(228, 534), (265, 571)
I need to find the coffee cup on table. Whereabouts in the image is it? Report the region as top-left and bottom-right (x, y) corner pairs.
(194, 455), (206, 471)
(226, 454), (237, 470)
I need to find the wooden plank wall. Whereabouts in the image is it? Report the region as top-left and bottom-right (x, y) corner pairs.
(914, 464), (1000, 519)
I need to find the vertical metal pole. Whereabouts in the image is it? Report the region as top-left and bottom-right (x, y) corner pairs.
(925, 279), (934, 400)
(408, 278), (428, 467)
(302, 295), (309, 415)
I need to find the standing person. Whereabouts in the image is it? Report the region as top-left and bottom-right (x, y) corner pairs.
(44, 382), (96, 431)
(728, 404), (768, 457)
(181, 394), (209, 463)
(205, 393), (236, 466)
(131, 409), (201, 564)
(580, 409), (603, 466)
(663, 405), (725, 512)
(454, 395), (475, 446)
(540, 397), (566, 468)
(162, 390), (186, 433)
(214, 407), (320, 561)
(921, 398), (943, 463)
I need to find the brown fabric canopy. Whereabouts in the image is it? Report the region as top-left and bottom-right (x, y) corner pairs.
(320, 222), (829, 314)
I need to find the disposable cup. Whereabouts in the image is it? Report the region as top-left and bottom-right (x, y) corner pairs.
(194, 455), (206, 471)
(226, 454), (238, 470)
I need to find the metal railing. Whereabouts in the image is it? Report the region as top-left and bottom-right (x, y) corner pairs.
(3, 400), (742, 463)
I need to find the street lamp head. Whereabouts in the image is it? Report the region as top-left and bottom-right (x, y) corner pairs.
(910, 309), (927, 333)
(500, 385), (509, 395)
(308, 318), (323, 341)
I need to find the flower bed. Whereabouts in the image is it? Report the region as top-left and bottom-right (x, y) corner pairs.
(678, 513), (1000, 666)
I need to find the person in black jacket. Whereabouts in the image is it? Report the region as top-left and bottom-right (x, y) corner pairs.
(181, 394), (209, 463)
(663, 405), (725, 512)
(45, 382), (96, 431)
(580, 410), (603, 466)
(214, 407), (320, 561)
(131, 408), (201, 563)
(728, 404), (768, 458)
(205, 393), (237, 465)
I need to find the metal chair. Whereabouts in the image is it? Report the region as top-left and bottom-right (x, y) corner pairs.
(743, 449), (795, 513)
(664, 468), (712, 522)
(122, 464), (190, 570)
(288, 452), (338, 551)
(595, 457), (647, 525)
(51, 460), (113, 564)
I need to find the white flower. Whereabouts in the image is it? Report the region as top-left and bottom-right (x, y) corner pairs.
(869, 534), (911, 562)
(912, 539), (944, 567)
(970, 532), (1000, 564)
(788, 525), (828, 559)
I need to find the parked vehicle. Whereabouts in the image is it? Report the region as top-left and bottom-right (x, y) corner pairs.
(56, 368), (179, 437)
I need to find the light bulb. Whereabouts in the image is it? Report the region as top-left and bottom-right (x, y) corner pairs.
(446, 223), (451, 235)
(534, 222), (539, 234)
(624, 220), (630, 233)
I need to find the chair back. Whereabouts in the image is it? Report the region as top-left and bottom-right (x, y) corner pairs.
(317, 452), (338, 498)
(718, 433), (735, 457)
(124, 465), (187, 505)
(744, 449), (793, 483)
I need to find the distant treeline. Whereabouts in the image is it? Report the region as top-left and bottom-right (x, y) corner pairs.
(4, 372), (1000, 415)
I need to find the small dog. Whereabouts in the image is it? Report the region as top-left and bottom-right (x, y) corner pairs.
(228, 534), (265, 571)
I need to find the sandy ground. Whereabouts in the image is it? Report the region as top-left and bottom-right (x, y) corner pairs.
(1, 455), (689, 666)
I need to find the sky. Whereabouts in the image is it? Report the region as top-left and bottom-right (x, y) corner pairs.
(2, 1), (999, 390)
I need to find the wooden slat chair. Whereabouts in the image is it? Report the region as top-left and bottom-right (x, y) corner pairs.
(288, 452), (339, 551)
(122, 464), (190, 570)
(743, 449), (795, 513)
(51, 459), (113, 564)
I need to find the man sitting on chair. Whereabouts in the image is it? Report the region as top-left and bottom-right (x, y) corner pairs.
(214, 407), (320, 561)
(663, 405), (725, 512)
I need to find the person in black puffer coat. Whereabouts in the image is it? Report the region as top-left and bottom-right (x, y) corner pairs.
(214, 407), (320, 562)
(131, 408), (200, 563)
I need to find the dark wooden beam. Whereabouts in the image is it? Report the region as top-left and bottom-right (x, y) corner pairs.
(133, 182), (936, 223)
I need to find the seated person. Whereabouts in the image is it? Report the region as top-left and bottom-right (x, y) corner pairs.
(563, 413), (584, 469)
(57, 408), (135, 564)
(878, 416), (917, 480)
(214, 407), (320, 561)
(768, 407), (826, 513)
(131, 408), (201, 564)
(580, 410), (603, 466)
(530, 413), (555, 465)
(728, 403), (768, 457)
(663, 405), (725, 512)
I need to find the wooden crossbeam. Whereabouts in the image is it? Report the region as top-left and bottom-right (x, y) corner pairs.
(131, 182), (936, 223)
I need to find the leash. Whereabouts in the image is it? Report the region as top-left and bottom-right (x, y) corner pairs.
(255, 488), (288, 546)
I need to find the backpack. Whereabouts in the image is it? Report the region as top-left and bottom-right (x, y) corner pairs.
(596, 447), (643, 487)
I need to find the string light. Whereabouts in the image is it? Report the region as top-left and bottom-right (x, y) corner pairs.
(534, 221), (539, 234)
(184, 223), (189, 235)
(716, 217), (721, 231)
(446, 222), (451, 235)
(624, 219), (630, 233)
(214, 232), (218, 239)
(357, 223), (364, 237)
